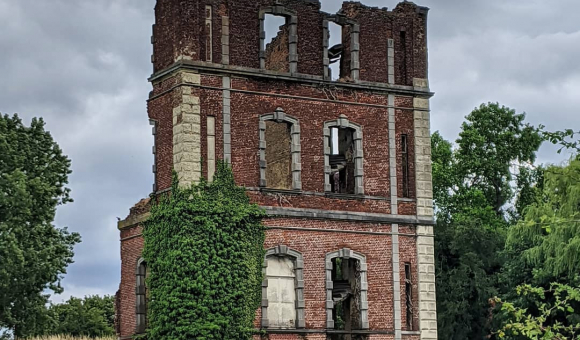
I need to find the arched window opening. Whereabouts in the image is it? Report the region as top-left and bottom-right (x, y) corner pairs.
(265, 256), (296, 328)
(328, 21), (343, 81)
(330, 127), (356, 194)
(323, 16), (360, 81)
(259, 109), (302, 191)
(135, 259), (148, 334)
(259, 7), (297, 74)
(265, 120), (292, 190)
(324, 116), (364, 195)
(325, 249), (369, 334)
(261, 246), (305, 329)
(264, 14), (290, 72)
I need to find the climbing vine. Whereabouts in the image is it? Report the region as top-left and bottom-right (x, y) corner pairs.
(142, 162), (266, 340)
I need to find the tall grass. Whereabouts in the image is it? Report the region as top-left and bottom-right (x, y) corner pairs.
(26, 336), (117, 340)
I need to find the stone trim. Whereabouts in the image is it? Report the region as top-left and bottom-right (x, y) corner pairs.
(417, 226), (437, 340)
(322, 14), (360, 81)
(259, 108), (302, 190)
(135, 258), (147, 334)
(223, 76), (232, 163)
(150, 119), (158, 193)
(221, 16), (230, 65)
(118, 212), (150, 230)
(262, 245), (306, 329)
(149, 61), (435, 98)
(413, 97), (433, 219)
(173, 71), (202, 187)
(259, 6), (298, 74)
(323, 115), (364, 195)
(325, 248), (369, 329)
(387, 40), (395, 85)
(264, 206), (436, 225)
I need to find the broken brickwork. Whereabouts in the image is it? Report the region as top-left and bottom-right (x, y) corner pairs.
(117, 1), (437, 339)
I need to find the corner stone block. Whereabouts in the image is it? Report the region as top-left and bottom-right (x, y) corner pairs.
(414, 97), (430, 110)
(181, 72), (201, 84)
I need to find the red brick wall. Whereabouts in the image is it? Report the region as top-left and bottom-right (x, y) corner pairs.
(118, 219), (421, 338)
(151, 0), (427, 83)
(118, 225), (144, 337)
(149, 73), (418, 216)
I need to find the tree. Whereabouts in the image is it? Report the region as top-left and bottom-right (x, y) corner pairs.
(433, 103), (543, 339)
(456, 103), (542, 214)
(45, 295), (115, 337)
(494, 283), (580, 340)
(143, 163), (266, 340)
(507, 158), (580, 283)
(0, 114), (81, 338)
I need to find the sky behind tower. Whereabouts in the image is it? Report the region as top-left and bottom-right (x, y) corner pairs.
(0, 0), (578, 302)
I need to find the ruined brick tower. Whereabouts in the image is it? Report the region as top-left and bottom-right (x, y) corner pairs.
(117, 0), (437, 339)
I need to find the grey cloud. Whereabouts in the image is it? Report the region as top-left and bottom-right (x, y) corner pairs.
(1, 0), (578, 302)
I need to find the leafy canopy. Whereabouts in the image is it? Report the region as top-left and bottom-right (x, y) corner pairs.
(433, 103), (542, 339)
(0, 114), (81, 338)
(143, 163), (266, 340)
(25, 295), (115, 338)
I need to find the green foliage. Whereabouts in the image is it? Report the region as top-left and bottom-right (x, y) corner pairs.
(0, 114), (81, 338)
(507, 158), (580, 282)
(539, 126), (580, 154)
(143, 162), (266, 340)
(26, 295), (115, 338)
(456, 103), (542, 214)
(433, 103), (542, 339)
(494, 283), (580, 339)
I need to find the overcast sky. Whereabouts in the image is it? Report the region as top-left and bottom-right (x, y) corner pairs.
(0, 0), (578, 303)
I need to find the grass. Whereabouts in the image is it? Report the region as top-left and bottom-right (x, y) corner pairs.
(26, 336), (117, 340)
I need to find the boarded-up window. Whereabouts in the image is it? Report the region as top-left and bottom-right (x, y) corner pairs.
(265, 121), (292, 189)
(266, 256), (296, 329)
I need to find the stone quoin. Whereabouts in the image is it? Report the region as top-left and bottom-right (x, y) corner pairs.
(116, 0), (437, 339)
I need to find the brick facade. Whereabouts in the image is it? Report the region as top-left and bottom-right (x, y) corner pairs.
(117, 1), (436, 339)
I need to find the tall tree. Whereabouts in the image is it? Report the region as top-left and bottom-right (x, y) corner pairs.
(0, 114), (81, 338)
(143, 163), (265, 340)
(433, 103), (542, 339)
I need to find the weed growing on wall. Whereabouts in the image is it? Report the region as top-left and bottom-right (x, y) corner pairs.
(143, 162), (266, 340)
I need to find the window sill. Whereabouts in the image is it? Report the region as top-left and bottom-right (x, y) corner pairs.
(324, 192), (366, 200)
(260, 187), (303, 195)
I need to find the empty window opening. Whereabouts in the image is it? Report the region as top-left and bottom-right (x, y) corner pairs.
(331, 257), (364, 340)
(264, 14), (290, 72)
(400, 31), (408, 85)
(330, 127), (356, 194)
(266, 256), (296, 329)
(265, 120), (292, 189)
(328, 22), (344, 81)
(405, 263), (413, 330)
(401, 134), (410, 198)
(135, 260), (148, 334)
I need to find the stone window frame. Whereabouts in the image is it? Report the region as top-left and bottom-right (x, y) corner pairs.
(259, 5), (298, 74)
(261, 245), (306, 329)
(135, 257), (147, 334)
(259, 108), (302, 190)
(325, 248), (370, 329)
(322, 14), (360, 81)
(323, 115), (364, 195)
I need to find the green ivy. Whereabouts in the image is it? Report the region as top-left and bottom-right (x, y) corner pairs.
(143, 162), (266, 340)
